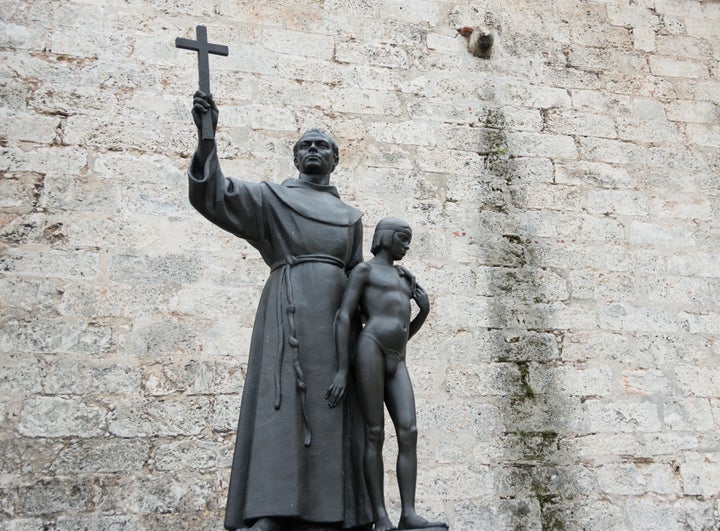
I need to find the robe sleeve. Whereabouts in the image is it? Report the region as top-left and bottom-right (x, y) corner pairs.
(346, 220), (364, 272)
(187, 145), (266, 246)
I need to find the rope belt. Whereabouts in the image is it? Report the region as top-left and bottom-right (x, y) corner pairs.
(269, 254), (346, 447)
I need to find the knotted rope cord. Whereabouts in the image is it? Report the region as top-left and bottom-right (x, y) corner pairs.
(270, 254), (346, 447)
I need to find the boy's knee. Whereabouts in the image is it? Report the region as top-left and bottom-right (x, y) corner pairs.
(366, 425), (384, 444)
(397, 424), (417, 446)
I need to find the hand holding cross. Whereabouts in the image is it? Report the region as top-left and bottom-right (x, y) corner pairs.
(175, 25), (228, 141)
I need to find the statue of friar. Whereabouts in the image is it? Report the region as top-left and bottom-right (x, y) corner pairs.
(187, 91), (372, 531)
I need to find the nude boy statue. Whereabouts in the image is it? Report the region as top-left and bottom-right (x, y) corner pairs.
(332, 218), (448, 531)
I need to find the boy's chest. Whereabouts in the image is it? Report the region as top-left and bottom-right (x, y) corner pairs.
(369, 267), (411, 295)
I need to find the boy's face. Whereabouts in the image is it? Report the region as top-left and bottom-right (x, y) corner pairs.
(389, 229), (412, 260)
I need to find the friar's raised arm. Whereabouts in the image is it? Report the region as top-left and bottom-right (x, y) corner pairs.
(187, 91), (266, 244)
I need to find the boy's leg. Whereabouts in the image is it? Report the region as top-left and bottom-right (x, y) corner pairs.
(384, 361), (418, 519)
(385, 362), (447, 530)
(353, 334), (393, 531)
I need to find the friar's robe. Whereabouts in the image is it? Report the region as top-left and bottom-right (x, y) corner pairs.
(188, 148), (371, 530)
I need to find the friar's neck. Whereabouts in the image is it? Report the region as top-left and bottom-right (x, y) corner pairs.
(298, 172), (331, 186)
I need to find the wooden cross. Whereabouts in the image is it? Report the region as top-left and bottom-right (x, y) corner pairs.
(175, 25), (229, 140)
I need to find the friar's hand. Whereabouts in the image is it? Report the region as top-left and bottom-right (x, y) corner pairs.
(414, 284), (430, 314)
(192, 90), (219, 134)
(325, 371), (347, 408)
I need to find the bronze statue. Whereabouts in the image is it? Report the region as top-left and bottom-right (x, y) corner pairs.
(187, 90), (371, 531)
(335, 219), (448, 531)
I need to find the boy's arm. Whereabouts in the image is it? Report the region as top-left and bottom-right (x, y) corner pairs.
(326, 263), (370, 407)
(408, 282), (430, 340)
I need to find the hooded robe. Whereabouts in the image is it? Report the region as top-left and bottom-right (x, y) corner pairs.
(188, 148), (371, 530)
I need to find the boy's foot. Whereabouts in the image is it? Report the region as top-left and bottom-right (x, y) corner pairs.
(397, 513), (448, 530)
(373, 516), (396, 531)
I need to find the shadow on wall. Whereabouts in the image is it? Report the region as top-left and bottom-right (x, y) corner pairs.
(478, 107), (584, 530)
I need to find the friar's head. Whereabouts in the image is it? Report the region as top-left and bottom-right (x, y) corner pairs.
(293, 129), (340, 176)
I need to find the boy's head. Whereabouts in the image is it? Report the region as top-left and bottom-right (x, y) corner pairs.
(371, 217), (412, 258)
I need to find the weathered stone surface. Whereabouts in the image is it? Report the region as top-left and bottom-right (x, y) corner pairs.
(18, 397), (107, 438)
(2, 1), (720, 529)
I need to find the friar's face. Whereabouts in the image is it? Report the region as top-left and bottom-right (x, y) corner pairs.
(293, 131), (338, 175)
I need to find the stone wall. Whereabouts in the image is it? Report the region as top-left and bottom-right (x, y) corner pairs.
(1, 0), (719, 529)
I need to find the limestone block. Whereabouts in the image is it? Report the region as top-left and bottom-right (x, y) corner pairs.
(453, 498), (542, 531)
(496, 81), (572, 109)
(153, 439), (232, 471)
(368, 121), (436, 146)
(663, 397), (715, 431)
(585, 400), (661, 433)
(18, 396), (107, 437)
(55, 515), (141, 531)
(684, 16), (720, 39)
(0, 21), (48, 51)
(687, 123), (720, 149)
(407, 98), (485, 125)
(142, 359), (245, 397)
(598, 303), (683, 334)
(507, 157), (554, 184)
(260, 28), (334, 59)
(0, 319), (112, 357)
(529, 365), (613, 398)
(624, 500), (681, 531)
(668, 252), (720, 278)
(330, 88), (402, 116)
(108, 396), (211, 438)
(650, 194), (713, 221)
(0, 146), (87, 176)
(120, 316), (203, 360)
(567, 45), (649, 75)
(633, 26), (656, 52)
(543, 109), (616, 138)
(629, 221), (696, 246)
(42, 361), (141, 396)
(679, 452), (720, 496)
(513, 183), (584, 212)
(335, 42), (410, 69)
(672, 497), (719, 531)
(58, 282), (175, 319)
(426, 33), (461, 53)
(506, 132), (577, 159)
(674, 366), (720, 398)
(554, 161), (635, 188)
(445, 362), (522, 398)
(655, 35), (716, 61)
(643, 433), (699, 455)
(212, 394), (243, 432)
(649, 56), (709, 78)
(571, 90), (666, 120)
(500, 393), (586, 433)
(0, 110), (59, 145)
(598, 462), (678, 495)
(564, 432), (644, 460)
(170, 284), (260, 326)
(567, 270), (639, 303)
(587, 189), (649, 216)
(15, 478), (98, 516)
(621, 369), (672, 396)
(51, 438), (149, 474)
(220, 104), (297, 132)
(127, 473), (215, 513)
(109, 253), (201, 285)
(577, 137), (648, 165)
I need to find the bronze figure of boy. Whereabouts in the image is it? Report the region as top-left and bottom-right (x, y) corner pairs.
(333, 218), (447, 531)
